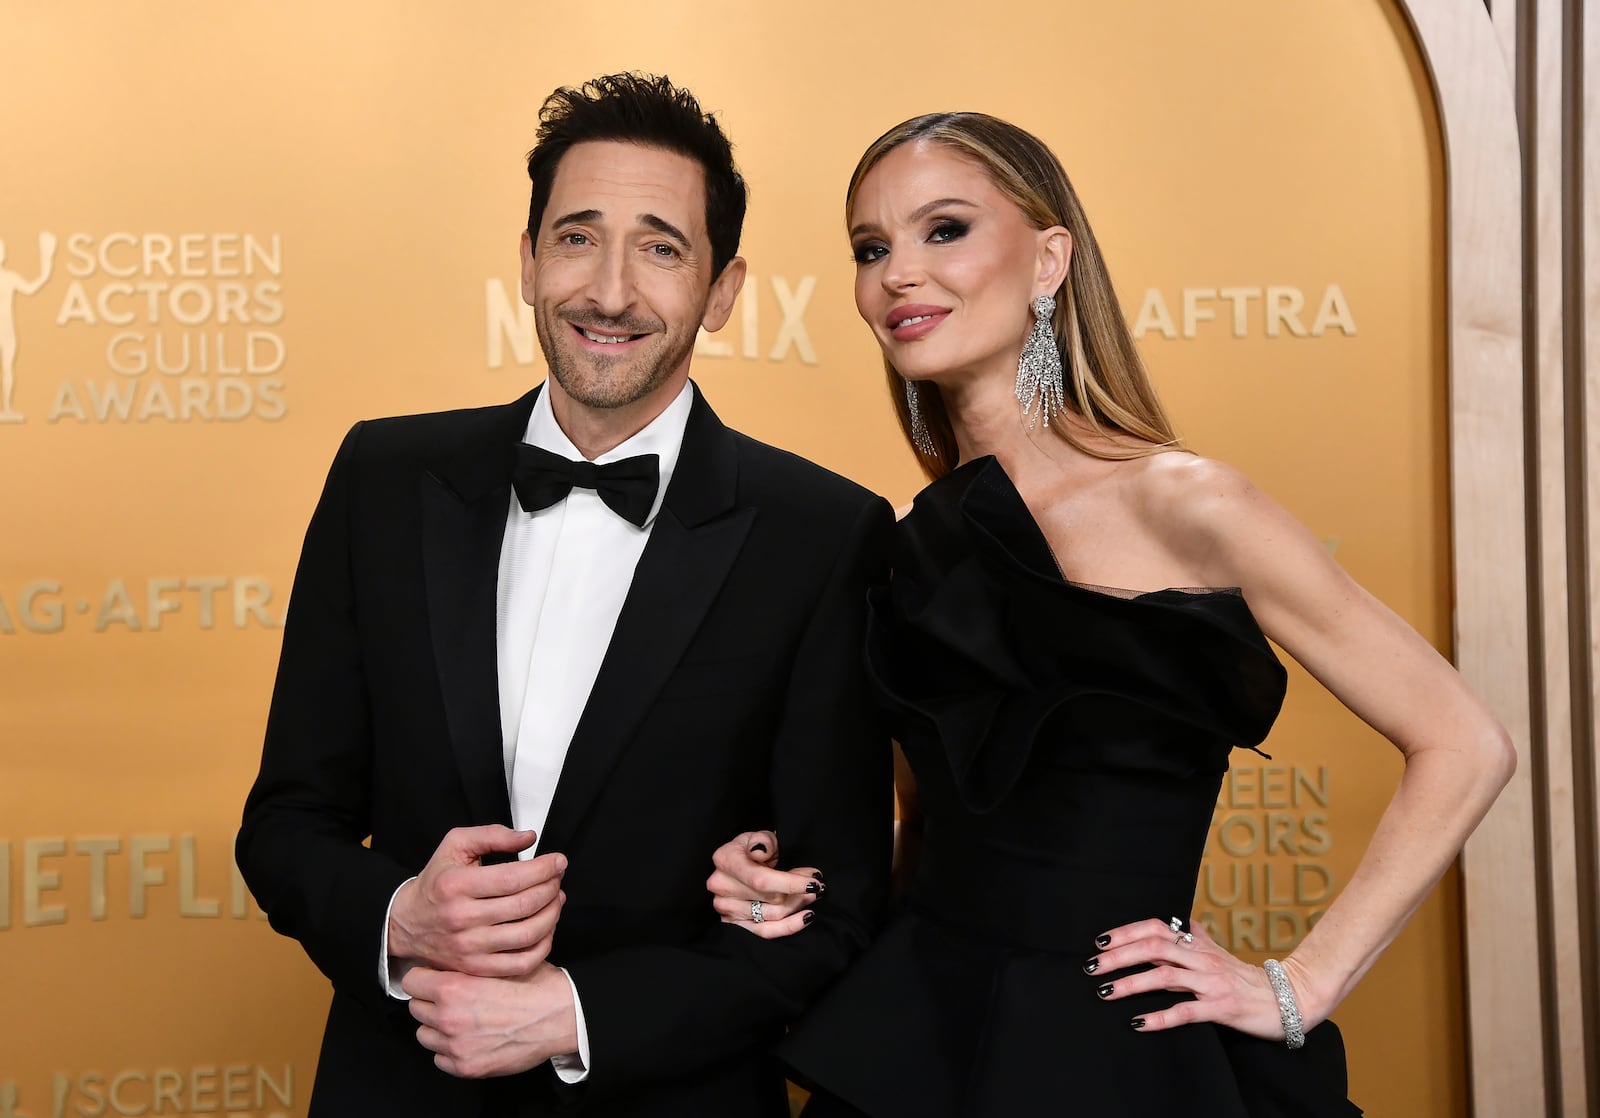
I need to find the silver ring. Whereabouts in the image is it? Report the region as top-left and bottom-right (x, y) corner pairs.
(1169, 915), (1193, 945)
(751, 900), (764, 924)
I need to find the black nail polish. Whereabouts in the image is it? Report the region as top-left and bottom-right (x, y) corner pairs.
(1097, 983), (1114, 999)
(803, 910), (816, 925)
(1131, 1017), (1146, 1030)
(750, 843), (768, 854)
(1095, 934), (1112, 949)
(1083, 958), (1099, 975)
(805, 881), (822, 894)
(811, 870), (825, 882)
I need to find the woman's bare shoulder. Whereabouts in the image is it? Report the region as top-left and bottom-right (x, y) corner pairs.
(1128, 451), (1259, 526)
(1124, 451), (1297, 582)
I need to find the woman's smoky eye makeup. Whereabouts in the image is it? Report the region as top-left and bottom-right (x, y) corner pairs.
(851, 240), (885, 265)
(927, 218), (970, 243)
(850, 217), (972, 265)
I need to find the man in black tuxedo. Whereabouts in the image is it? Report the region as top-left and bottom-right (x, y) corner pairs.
(237, 73), (893, 1117)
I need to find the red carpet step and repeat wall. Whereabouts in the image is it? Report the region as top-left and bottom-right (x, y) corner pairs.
(1, 2), (1452, 1114)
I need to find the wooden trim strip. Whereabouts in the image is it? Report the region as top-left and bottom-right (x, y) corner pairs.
(1390, 1), (1545, 1113)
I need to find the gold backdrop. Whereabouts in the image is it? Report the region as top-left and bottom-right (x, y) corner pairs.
(0, 1), (1452, 1114)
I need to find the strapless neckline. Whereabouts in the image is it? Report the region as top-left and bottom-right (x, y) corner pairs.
(942, 454), (1242, 603)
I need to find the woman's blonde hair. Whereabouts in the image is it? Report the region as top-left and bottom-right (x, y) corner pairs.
(847, 112), (1179, 479)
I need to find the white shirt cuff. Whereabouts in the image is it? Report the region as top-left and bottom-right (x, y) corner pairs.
(379, 877), (419, 1000)
(550, 968), (591, 1083)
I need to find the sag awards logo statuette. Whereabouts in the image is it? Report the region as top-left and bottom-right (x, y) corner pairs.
(0, 232), (289, 425)
(1, 1065), (292, 1118)
(0, 234), (56, 423)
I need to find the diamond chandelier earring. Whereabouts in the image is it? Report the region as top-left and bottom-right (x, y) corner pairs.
(905, 377), (938, 458)
(1015, 294), (1064, 429)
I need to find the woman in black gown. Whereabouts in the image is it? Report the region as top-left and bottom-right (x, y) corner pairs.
(706, 113), (1514, 1116)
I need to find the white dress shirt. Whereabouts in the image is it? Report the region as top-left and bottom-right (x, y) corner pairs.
(380, 379), (694, 1084)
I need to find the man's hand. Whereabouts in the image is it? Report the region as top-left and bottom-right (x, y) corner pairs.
(403, 961), (579, 1079)
(388, 825), (566, 977)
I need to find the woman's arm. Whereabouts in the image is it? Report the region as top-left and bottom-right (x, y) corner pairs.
(1094, 457), (1514, 1038)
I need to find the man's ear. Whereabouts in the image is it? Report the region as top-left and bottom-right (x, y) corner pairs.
(520, 230), (537, 304)
(701, 257), (748, 332)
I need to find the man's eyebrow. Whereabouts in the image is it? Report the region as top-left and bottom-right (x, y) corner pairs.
(640, 213), (691, 248)
(849, 197), (976, 239)
(551, 209), (604, 230)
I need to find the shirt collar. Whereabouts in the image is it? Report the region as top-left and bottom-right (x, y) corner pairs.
(523, 379), (694, 528)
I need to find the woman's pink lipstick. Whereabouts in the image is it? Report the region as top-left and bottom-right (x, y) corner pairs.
(887, 304), (950, 341)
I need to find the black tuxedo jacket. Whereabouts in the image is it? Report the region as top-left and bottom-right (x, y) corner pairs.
(237, 384), (893, 1117)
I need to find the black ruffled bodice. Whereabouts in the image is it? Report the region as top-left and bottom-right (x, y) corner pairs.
(869, 454), (1286, 813)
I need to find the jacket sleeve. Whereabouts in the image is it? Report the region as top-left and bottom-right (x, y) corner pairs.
(562, 493), (895, 1095)
(235, 422), (414, 1014)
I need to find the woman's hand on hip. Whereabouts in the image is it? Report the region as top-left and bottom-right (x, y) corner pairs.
(1086, 916), (1324, 1041)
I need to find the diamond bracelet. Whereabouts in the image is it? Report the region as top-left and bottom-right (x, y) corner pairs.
(1262, 958), (1306, 1050)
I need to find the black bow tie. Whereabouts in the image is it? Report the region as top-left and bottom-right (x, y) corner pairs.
(512, 443), (661, 527)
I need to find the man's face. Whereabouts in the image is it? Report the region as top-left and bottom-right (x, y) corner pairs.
(523, 141), (741, 412)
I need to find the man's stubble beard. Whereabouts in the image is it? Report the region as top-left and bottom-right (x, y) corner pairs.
(536, 309), (698, 411)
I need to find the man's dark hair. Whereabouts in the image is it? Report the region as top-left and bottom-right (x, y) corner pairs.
(526, 73), (747, 278)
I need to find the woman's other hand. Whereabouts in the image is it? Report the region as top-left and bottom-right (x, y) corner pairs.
(706, 830), (825, 939)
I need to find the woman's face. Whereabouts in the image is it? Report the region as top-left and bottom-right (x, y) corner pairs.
(848, 140), (1059, 386)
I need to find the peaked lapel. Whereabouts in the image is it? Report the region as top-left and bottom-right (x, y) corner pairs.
(421, 388), (539, 827)
(537, 385), (754, 852)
